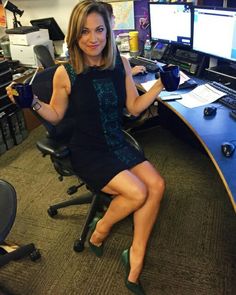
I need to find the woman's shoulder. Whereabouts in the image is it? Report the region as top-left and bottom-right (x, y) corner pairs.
(60, 62), (77, 86)
(118, 55), (132, 76)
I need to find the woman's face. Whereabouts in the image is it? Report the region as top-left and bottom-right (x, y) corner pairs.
(78, 12), (107, 63)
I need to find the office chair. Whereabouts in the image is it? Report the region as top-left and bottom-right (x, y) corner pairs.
(26, 65), (143, 252)
(33, 45), (55, 69)
(0, 179), (41, 267)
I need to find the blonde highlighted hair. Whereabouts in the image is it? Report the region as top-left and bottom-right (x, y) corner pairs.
(66, 0), (116, 74)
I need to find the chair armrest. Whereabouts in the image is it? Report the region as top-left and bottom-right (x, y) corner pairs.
(122, 130), (144, 155)
(36, 137), (70, 158)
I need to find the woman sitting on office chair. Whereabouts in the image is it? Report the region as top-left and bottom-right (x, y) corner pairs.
(7, 1), (165, 294)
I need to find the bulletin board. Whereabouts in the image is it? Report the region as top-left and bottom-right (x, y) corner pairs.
(110, 1), (135, 30)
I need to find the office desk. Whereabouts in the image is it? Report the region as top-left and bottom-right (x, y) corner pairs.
(134, 74), (236, 213)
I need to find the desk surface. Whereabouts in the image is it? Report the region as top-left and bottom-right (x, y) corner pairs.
(134, 74), (236, 213)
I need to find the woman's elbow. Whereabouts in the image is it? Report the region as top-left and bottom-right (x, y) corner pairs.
(49, 114), (64, 126)
(126, 108), (140, 117)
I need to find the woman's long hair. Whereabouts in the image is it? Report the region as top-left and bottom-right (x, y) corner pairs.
(66, 0), (116, 74)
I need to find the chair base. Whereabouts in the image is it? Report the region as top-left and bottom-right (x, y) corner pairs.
(0, 241), (41, 267)
(47, 191), (111, 252)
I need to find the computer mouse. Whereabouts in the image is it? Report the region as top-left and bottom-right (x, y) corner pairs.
(155, 72), (160, 79)
(221, 142), (235, 157)
(137, 70), (148, 76)
(203, 106), (217, 116)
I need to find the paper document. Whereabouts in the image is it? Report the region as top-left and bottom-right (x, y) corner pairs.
(178, 83), (226, 108)
(141, 79), (156, 92)
(140, 70), (190, 92)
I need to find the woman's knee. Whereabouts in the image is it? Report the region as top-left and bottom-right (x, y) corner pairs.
(128, 184), (147, 209)
(149, 175), (165, 201)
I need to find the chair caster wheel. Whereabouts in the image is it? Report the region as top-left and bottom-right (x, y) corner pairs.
(73, 239), (84, 252)
(30, 249), (41, 261)
(47, 207), (58, 217)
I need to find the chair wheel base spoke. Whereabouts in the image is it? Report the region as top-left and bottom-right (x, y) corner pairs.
(67, 186), (78, 195)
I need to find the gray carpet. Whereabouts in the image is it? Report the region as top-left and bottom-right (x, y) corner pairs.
(0, 125), (235, 295)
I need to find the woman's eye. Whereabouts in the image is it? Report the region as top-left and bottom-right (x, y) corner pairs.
(97, 27), (104, 33)
(81, 29), (88, 35)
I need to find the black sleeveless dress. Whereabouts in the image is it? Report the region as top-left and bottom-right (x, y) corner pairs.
(64, 54), (146, 192)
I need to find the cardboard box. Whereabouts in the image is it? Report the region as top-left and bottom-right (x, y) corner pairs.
(9, 29), (49, 46)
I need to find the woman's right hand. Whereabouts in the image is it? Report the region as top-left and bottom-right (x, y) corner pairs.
(5, 82), (17, 104)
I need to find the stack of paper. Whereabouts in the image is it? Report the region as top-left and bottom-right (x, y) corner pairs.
(178, 83), (226, 108)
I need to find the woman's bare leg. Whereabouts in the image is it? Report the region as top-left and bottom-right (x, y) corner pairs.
(90, 161), (165, 284)
(128, 161), (165, 283)
(90, 169), (148, 246)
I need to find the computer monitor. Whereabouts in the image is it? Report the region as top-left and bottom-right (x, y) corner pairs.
(193, 6), (236, 62)
(148, 2), (193, 47)
(30, 17), (65, 41)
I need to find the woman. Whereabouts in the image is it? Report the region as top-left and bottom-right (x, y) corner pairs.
(7, 1), (165, 294)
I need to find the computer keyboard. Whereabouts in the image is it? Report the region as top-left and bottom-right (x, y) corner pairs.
(129, 56), (161, 73)
(209, 81), (236, 110)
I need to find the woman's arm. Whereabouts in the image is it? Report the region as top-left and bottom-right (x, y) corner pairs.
(6, 65), (71, 125)
(122, 56), (164, 117)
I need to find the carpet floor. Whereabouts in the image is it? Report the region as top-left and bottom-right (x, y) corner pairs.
(0, 125), (235, 295)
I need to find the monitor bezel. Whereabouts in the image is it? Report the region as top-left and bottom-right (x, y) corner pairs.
(30, 17), (65, 41)
(148, 2), (193, 48)
(192, 6), (236, 63)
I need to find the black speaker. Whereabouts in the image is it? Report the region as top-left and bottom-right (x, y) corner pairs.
(0, 112), (14, 150)
(0, 127), (7, 155)
(15, 109), (28, 140)
(8, 111), (23, 145)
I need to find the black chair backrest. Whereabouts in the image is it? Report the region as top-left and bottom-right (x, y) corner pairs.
(33, 45), (55, 69)
(26, 65), (75, 143)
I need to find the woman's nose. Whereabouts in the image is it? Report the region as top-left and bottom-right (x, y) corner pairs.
(89, 31), (97, 42)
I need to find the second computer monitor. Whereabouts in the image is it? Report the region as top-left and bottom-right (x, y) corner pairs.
(30, 17), (65, 41)
(148, 2), (193, 47)
(193, 6), (236, 62)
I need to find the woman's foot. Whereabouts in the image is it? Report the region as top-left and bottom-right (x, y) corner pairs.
(121, 248), (146, 295)
(88, 217), (109, 257)
(128, 247), (144, 283)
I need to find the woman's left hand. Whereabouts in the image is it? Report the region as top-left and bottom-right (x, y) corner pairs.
(131, 66), (147, 76)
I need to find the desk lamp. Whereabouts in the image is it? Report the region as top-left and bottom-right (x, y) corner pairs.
(4, 0), (24, 28)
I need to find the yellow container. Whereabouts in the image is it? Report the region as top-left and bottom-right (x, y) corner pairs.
(129, 31), (139, 53)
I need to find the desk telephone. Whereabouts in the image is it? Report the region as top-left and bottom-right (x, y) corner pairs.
(151, 43), (207, 77)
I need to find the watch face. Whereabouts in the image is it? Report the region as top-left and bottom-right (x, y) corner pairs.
(32, 101), (41, 111)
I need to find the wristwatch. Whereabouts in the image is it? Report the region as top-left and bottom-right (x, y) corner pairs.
(32, 101), (42, 111)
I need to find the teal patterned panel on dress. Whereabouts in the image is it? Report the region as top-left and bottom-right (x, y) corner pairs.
(93, 78), (123, 148)
(93, 78), (140, 165)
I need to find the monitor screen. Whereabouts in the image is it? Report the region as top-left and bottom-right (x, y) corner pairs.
(30, 17), (65, 41)
(148, 2), (193, 47)
(193, 7), (236, 62)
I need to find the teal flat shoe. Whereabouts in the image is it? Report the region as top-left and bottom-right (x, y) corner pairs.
(88, 217), (103, 258)
(121, 248), (146, 295)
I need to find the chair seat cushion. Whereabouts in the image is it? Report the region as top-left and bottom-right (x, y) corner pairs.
(0, 180), (17, 243)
